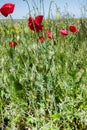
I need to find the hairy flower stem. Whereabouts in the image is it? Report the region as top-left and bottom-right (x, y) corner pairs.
(23, 0), (31, 16)
(10, 14), (15, 40)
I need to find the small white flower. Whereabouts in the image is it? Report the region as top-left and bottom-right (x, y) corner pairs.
(10, 67), (15, 73)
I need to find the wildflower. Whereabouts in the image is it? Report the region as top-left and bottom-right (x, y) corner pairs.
(10, 67), (15, 73)
(38, 36), (45, 42)
(9, 41), (18, 48)
(28, 15), (44, 32)
(60, 29), (68, 36)
(13, 41), (17, 46)
(0, 3), (15, 17)
(9, 42), (13, 48)
(69, 25), (78, 32)
(46, 30), (53, 39)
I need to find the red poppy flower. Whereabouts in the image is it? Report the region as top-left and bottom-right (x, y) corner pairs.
(38, 36), (45, 42)
(28, 17), (35, 31)
(35, 15), (43, 25)
(9, 41), (18, 48)
(0, 3), (15, 17)
(69, 25), (78, 32)
(9, 42), (13, 48)
(46, 30), (53, 39)
(28, 15), (44, 32)
(13, 41), (17, 46)
(60, 29), (68, 36)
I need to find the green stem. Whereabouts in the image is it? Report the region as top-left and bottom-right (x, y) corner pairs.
(23, 0), (31, 16)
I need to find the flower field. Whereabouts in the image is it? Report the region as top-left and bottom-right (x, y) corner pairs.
(0, 1), (87, 130)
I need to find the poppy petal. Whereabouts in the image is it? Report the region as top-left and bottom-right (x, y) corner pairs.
(46, 30), (53, 39)
(13, 41), (17, 46)
(0, 3), (15, 17)
(35, 15), (43, 25)
(70, 25), (77, 32)
(9, 42), (13, 48)
(60, 29), (68, 36)
(38, 36), (45, 42)
(28, 17), (35, 31)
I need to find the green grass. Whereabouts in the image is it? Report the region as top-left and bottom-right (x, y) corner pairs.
(0, 2), (87, 129)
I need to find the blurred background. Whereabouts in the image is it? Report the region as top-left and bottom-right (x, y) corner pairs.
(0, 0), (87, 19)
